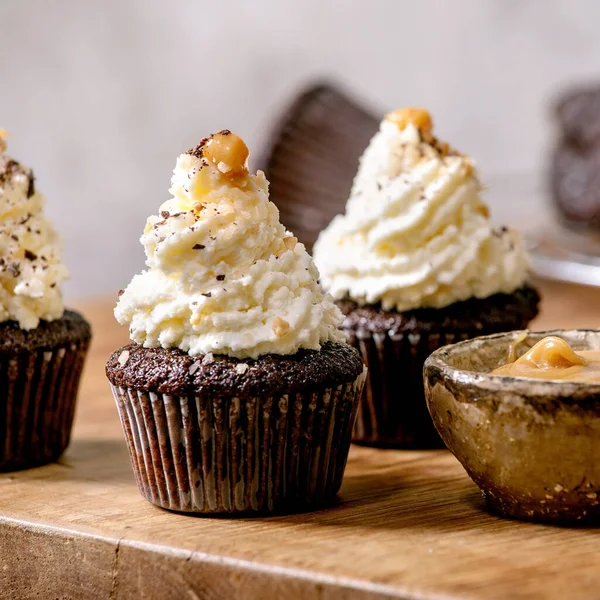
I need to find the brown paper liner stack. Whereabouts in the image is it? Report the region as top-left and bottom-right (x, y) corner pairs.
(110, 368), (366, 514)
(258, 82), (379, 252)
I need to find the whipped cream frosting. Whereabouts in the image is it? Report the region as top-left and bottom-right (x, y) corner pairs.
(115, 130), (345, 359)
(0, 134), (68, 330)
(313, 108), (531, 312)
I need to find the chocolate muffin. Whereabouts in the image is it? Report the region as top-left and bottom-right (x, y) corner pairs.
(107, 342), (363, 513)
(107, 131), (366, 514)
(551, 85), (600, 229)
(313, 108), (540, 447)
(0, 312), (91, 470)
(0, 133), (91, 470)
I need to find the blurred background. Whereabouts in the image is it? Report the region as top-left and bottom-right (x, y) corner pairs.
(1, 0), (599, 299)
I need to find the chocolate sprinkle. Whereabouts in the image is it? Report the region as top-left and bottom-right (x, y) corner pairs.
(201, 292), (212, 298)
(186, 136), (211, 159)
(24, 250), (37, 261)
(193, 244), (205, 250)
(216, 274), (225, 281)
(27, 172), (35, 198)
(8, 263), (20, 278)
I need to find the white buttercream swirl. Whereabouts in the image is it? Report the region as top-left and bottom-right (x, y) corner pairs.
(313, 113), (531, 311)
(0, 141), (68, 330)
(115, 133), (345, 359)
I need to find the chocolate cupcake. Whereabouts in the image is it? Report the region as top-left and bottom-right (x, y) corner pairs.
(313, 109), (540, 447)
(0, 132), (91, 470)
(551, 85), (600, 229)
(106, 131), (366, 514)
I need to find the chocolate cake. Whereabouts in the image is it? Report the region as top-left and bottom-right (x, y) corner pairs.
(551, 85), (600, 228)
(106, 343), (365, 514)
(0, 310), (91, 470)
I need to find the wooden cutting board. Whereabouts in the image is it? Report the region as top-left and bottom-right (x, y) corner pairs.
(0, 279), (599, 600)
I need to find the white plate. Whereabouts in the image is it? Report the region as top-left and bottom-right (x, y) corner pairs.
(525, 221), (600, 287)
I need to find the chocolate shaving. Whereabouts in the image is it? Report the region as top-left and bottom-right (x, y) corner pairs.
(186, 135), (212, 159)
(118, 289), (125, 297)
(186, 130), (232, 159)
(0, 160), (27, 186)
(24, 249), (37, 261)
(161, 211), (170, 219)
(193, 244), (205, 250)
(216, 274), (225, 281)
(10, 235), (18, 242)
(201, 292), (212, 298)
(27, 172), (35, 198)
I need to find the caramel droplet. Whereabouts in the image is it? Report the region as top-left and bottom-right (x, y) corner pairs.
(272, 317), (290, 337)
(385, 108), (433, 134)
(203, 131), (249, 176)
(0, 129), (8, 153)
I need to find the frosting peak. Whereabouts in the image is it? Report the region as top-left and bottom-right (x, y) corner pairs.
(313, 109), (531, 312)
(115, 131), (345, 359)
(0, 135), (68, 330)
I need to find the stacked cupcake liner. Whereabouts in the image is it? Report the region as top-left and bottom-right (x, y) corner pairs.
(110, 367), (366, 514)
(259, 83), (379, 252)
(0, 340), (90, 470)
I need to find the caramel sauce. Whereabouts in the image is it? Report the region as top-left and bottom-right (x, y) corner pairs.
(492, 336), (600, 383)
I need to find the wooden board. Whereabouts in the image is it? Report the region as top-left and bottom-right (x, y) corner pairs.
(1, 279), (599, 600)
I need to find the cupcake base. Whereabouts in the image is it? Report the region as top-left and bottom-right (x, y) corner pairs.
(339, 287), (540, 448)
(106, 342), (366, 514)
(0, 310), (91, 471)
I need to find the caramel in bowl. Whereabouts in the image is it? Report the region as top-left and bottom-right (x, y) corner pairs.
(424, 329), (600, 524)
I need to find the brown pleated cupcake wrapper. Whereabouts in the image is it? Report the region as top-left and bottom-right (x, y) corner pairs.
(349, 330), (494, 448)
(258, 83), (380, 252)
(0, 341), (90, 471)
(110, 367), (367, 514)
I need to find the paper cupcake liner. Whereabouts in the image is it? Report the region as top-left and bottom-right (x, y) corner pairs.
(0, 340), (90, 471)
(258, 82), (379, 251)
(110, 367), (367, 514)
(347, 330), (467, 448)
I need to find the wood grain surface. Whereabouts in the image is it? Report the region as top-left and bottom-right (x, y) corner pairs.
(0, 278), (599, 600)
